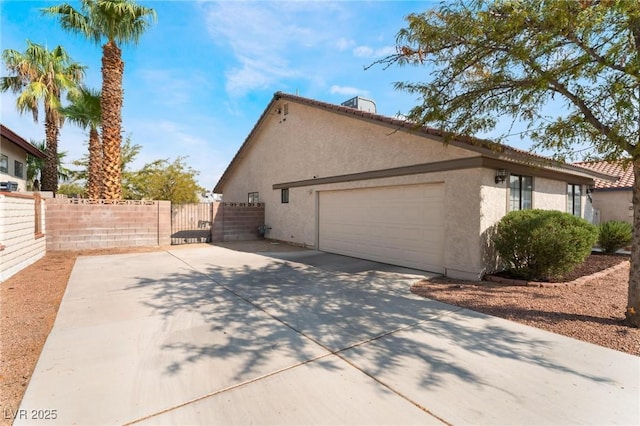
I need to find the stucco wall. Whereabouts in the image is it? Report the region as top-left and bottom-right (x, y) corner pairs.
(223, 100), (480, 244)
(591, 190), (633, 224)
(0, 192), (46, 282)
(0, 136), (28, 191)
(533, 177), (568, 213)
(221, 99), (592, 280)
(223, 100), (479, 203)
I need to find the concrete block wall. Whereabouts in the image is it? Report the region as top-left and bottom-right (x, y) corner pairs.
(211, 202), (265, 242)
(46, 199), (171, 251)
(0, 192), (46, 281)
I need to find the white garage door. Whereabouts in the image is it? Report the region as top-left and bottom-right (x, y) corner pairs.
(319, 184), (445, 273)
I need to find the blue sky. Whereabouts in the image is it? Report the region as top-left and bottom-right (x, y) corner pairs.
(1, 0), (537, 193)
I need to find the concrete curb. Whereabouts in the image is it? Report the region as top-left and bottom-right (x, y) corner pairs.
(484, 260), (630, 288)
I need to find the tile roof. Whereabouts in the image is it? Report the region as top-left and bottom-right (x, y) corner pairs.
(214, 92), (617, 192)
(574, 160), (634, 190)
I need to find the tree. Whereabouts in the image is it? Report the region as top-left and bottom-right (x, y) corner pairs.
(126, 157), (204, 204)
(1, 41), (84, 192)
(59, 86), (102, 198)
(43, 0), (156, 200)
(26, 140), (71, 190)
(69, 134), (140, 194)
(375, 0), (640, 326)
(57, 182), (88, 198)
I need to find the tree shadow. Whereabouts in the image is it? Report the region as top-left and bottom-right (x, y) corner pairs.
(125, 254), (617, 392)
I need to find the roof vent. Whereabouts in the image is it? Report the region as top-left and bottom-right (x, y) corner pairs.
(341, 96), (376, 113)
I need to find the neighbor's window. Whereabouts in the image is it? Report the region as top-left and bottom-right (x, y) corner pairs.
(509, 174), (533, 211)
(14, 160), (24, 178)
(281, 188), (289, 204)
(248, 192), (259, 203)
(0, 155), (7, 173)
(567, 184), (581, 217)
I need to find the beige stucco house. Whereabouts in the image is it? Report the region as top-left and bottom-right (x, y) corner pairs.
(576, 160), (634, 224)
(214, 92), (612, 280)
(1, 124), (45, 192)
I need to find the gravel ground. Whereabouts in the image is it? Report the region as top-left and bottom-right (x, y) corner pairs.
(1, 247), (639, 425)
(413, 256), (640, 356)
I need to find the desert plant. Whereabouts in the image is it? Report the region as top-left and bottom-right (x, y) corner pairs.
(493, 209), (597, 280)
(598, 221), (632, 254)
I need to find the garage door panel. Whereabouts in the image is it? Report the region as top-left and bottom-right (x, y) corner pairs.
(319, 184), (445, 273)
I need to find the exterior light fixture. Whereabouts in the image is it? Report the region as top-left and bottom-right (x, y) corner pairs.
(495, 169), (508, 184)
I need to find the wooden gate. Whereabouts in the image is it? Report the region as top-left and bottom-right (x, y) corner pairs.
(171, 203), (213, 245)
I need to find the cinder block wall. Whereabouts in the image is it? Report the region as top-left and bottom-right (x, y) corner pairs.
(207, 202), (265, 242)
(218, 203), (265, 241)
(46, 199), (171, 251)
(0, 192), (46, 281)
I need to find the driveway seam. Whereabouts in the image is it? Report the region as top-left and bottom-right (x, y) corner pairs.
(123, 352), (336, 426)
(132, 251), (456, 425)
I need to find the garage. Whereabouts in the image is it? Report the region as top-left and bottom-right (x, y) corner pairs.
(318, 184), (445, 273)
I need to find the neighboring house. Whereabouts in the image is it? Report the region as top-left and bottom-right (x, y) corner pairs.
(575, 160), (633, 224)
(1, 124), (45, 191)
(0, 124), (47, 281)
(214, 92), (613, 280)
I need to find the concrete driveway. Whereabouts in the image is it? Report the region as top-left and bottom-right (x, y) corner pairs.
(17, 245), (639, 425)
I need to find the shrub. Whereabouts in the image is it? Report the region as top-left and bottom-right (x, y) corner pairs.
(598, 220), (632, 254)
(493, 209), (597, 280)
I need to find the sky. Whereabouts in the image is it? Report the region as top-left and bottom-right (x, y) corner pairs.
(0, 0), (539, 194)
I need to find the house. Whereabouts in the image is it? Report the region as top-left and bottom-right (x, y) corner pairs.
(575, 160), (634, 224)
(214, 92), (613, 280)
(0, 124), (46, 281)
(1, 124), (45, 191)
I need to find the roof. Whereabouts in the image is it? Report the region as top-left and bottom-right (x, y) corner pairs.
(0, 124), (46, 158)
(214, 92), (616, 193)
(574, 160), (634, 190)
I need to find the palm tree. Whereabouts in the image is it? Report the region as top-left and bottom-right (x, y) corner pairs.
(1, 41), (84, 192)
(59, 86), (102, 199)
(26, 140), (71, 190)
(43, 0), (156, 200)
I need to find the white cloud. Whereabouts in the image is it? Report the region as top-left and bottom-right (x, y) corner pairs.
(336, 37), (355, 51)
(353, 45), (396, 58)
(136, 69), (209, 106)
(201, 1), (349, 96)
(130, 119), (225, 190)
(330, 85), (370, 97)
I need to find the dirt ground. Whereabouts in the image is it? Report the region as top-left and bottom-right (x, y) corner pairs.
(1, 245), (638, 425)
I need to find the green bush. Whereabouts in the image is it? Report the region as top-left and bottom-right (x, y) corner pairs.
(493, 209), (597, 280)
(598, 220), (632, 254)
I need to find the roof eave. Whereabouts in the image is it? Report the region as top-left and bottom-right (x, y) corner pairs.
(0, 124), (46, 158)
(213, 94), (282, 193)
(213, 92), (617, 192)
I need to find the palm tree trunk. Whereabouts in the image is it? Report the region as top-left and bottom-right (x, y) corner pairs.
(42, 112), (59, 192)
(88, 127), (102, 199)
(100, 40), (123, 200)
(627, 160), (640, 327)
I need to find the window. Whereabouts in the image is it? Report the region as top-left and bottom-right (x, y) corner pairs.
(14, 160), (24, 178)
(567, 184), (581, 217)
(281, 188), (289, 203)
(509, 174), (533, 211)
(248, 192), (259, 203)
(0, 155), (7, 173)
